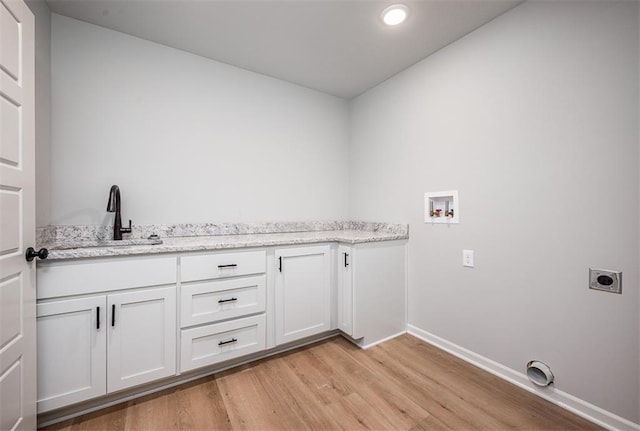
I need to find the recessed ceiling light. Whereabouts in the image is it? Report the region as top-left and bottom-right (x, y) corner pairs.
(381, 4), (409, 26)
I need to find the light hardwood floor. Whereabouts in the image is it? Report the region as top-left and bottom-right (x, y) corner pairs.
(41, 334), (601, 431)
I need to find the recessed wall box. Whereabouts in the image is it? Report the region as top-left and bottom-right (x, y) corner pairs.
(589, 268), (622, 294)
(425, 190), (459, 224)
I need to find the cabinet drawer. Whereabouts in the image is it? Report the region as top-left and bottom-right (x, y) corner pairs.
(180, 276), (266, 327)
(37, 255), (176, 299)
(180, 250), (266, 282)
(180, 314), (266, 372)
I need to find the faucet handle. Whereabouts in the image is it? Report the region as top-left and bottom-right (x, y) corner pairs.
(121, 219), (132, 234)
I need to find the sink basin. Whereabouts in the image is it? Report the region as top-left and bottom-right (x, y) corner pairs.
(53, 238), (163, 250)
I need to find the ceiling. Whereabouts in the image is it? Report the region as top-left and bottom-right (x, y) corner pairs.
(45, 0), (522, 99)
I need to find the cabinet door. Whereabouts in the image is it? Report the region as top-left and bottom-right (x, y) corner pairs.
(107, 287), (176, 392)
(337, 245), (355, 337)
(274, 245), (331, 345)
(36, 296), (107, 412)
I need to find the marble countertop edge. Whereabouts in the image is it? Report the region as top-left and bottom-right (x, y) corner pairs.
(42, 229), (409, 261)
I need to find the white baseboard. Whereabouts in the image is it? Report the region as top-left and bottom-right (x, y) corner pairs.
(359, 330), (407, 349)
(337, 329), (407, 349)
(407, 325), (640, 431)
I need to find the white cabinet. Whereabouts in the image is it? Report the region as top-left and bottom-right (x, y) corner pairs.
(180, 314), (265, 372)
(180, 276), (266, 328)
(35, 238), (407, 416)
(36, 256), (177, 412)
(274, 245), (331, 345)
(37, 287), (176, 411)
(37, 255), (177, 299)
(179, 250), (267, 373)
(107, 287), (176, 393)
(337, 241), (407, 347)
(337, 245), (355, 337)
(37, 296), (106, 413)
(181, 250), (266, 282)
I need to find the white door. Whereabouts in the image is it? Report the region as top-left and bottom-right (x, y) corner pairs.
(36, 296), (107, 413)
(0, 1), (36, 430)
(107, 287), (176, 392)
(337, 245), (354, 337)
(274, 245), (331, 345)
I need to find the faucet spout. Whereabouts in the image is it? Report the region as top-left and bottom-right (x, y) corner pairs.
(107, 185), (120, 213)
(107, 185), (132, 240)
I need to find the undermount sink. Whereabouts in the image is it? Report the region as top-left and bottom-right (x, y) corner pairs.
(53, 238), (163, 250)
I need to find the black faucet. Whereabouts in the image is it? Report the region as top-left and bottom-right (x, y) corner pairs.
(106, 185), (132, 240)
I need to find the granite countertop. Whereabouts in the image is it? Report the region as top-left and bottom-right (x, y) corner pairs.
(38, 222), (409, 261)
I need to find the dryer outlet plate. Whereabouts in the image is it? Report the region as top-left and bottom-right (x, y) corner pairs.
(589, 268), (622, 294)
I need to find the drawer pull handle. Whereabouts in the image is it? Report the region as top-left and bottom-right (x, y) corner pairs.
(278, 256), (282, 272)
(111, 304), (115, 327)
(344, 252), (349, 267)
(218, 264), (238, 269)
(96, 306), (100, 330)
(218, 338), (238, 346)
(218, 297), (238, 304)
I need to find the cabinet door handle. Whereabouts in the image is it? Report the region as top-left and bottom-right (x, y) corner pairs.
(344, 252), (349, 267)
(218, 297), (238, 304)
(111, 304), (115, 327)
(278, 256), (282, 272)
(96, 306), (100, 330)
(217, 264), (237, 269)
(218, 338), (238, 346)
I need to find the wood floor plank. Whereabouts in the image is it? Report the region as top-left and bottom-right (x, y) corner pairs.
(42, 404), (127, 431)
(124, 388), (180, 430)
(217, 368), (284, 430)
(385, 336), (600, 431)
(174, 376), (231, 430)
(369, 339), (552, 430)
(250, 355), (342, 430)
(315, 339), (432, 430)
(283, 344), (352, 405)
(329, 338), (495, 430)
(372, 338), (520, 429)
(39, 334), (603, 431)
(325, 392), (397, 431)
(408, 414), (453, 431)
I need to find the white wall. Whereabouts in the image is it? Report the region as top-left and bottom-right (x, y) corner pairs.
(50, 14), (349, 226)
(350, 0), (639, 423)
(25, 0), (51, 227)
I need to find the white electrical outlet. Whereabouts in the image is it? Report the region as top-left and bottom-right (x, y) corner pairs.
(463, 250), (474, 268)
